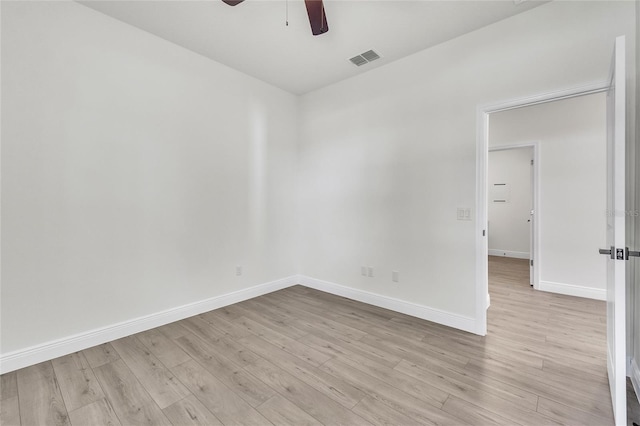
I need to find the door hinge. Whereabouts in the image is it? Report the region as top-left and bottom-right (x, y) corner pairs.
(483, 230), (486, 237)
(530, 159), (534, 165)
(530, 259), (533, 266)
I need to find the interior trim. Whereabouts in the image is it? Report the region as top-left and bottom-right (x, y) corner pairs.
(298, 275), (479, 334)
(0, 275), (298, 374)
(538, 280), (606, 301)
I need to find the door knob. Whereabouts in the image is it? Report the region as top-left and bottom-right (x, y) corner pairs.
(599, 247), (640, 260)
(599, 247), (614, 259)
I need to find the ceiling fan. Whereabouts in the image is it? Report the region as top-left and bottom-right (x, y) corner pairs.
(221, 0), (329, 36)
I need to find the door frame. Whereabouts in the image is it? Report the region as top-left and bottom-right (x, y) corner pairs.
(488, 143), (539, 289)
(475, 81), (609, 336)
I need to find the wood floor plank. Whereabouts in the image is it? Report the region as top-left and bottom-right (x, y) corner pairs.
(17, 361), (70, 426)
(322, 346), (450, 407)
(298, 330), (402, 369)
(465, 356), (612, 417)
(441, 395), (516, 426)
(256, 395), (323, 426)
(156, 321), (190, 340)
(0, 396), (21, 426)
(269, 290), (428, 342)
(172, 316), (217, 342)
(110, 336), (189, 409)
(51, 352), (104, 412)
(0, 371), (18, 400)
(235, 296), (299, 330)
(174, 333), (275, 408)
(359, 332), (471, 370)
(93, 359), (171, 425)
(68, 399), (121, 426)
(542, 359), (608, 386)
(198, 310), (253, 340)
(234, 316), (331, 367)
(427, 333), (545, 370)
(135, 328), (191, 368)
(180, 316), (262, 367)
(162, 394), (223, 426)
(537, 397), (613, 426)
(209, 305), (245, 321)
(290, 288), (396, 323)
(171, 360), (271, 426)
(233, 299), (309, 340)
(238, 334), (365, 409)
(82, 343), (120, 369)
(244, 357), (372, 426)
(352, 395), (418, 426)
(258, 294), (369, 341)
(394, 359), (539, 412)
(318, 358), (466, 426)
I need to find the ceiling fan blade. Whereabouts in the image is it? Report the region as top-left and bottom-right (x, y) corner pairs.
(304, 0), (328, 36)
(221, 0), (245, 6)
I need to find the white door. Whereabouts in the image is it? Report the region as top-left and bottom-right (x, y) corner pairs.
(601, 35), (626, 426)
(529, 158), (534, 286)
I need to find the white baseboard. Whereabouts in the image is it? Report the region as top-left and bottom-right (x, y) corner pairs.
(488, 249), (530, 259)
(538, 280), (606, 301)
(297, 275), (479, 335)
(0, 276), (298, 374)
(631, 358), (640, 406)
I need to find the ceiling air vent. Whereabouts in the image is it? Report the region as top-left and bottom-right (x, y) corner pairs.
(349, 55), (368, 67)
(361, 50), (380, 62)
(349, 49), (381, 67)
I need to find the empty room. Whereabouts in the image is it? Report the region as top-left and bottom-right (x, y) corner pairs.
(1, 1), (639, 425)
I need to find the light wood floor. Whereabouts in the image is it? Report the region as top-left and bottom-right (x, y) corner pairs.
(1, 256), (638, 425)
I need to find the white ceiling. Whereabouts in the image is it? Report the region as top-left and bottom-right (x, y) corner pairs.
(79, 0), (548, 95)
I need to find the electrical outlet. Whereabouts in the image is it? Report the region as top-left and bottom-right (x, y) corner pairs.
(235, 265), (242, 276)
(361, 266), (367, 276)
(392, 271), (399, 283)
(367, 266), (374, 277)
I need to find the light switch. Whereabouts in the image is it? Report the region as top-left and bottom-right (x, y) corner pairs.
(457, 208), (472, 221)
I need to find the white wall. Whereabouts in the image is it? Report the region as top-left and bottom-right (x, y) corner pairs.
(488, 148), (533, 258)
(298, 1), (635, 324)
(0, 1), (298, 355)
(490, 94), (607, 298)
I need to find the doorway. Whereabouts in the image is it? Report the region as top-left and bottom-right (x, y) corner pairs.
(475, 83), (610, 337)
(487, 92), (607, 302)
(488, 145), (536, 287)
